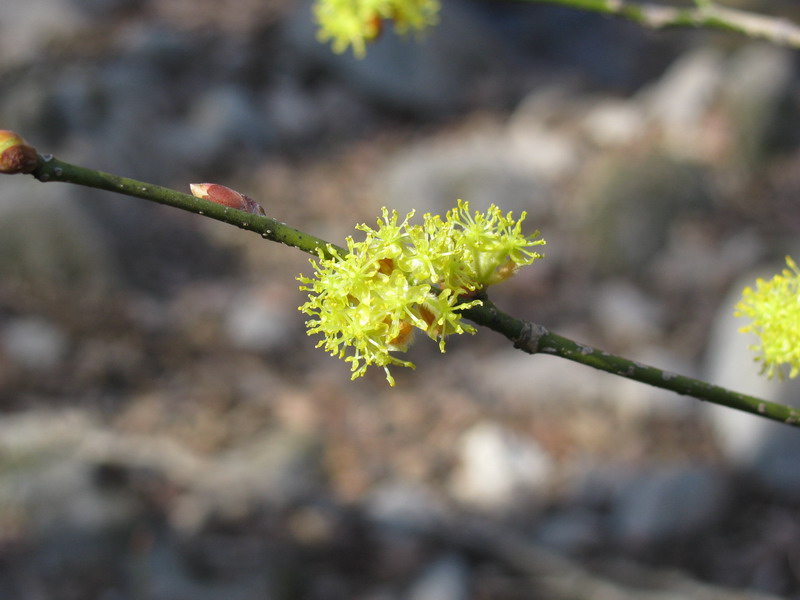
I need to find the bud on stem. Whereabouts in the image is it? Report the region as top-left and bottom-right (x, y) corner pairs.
(0, 130), (38, 174)
(190, 183), (266, 216)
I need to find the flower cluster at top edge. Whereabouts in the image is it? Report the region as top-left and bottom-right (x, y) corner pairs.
(313, 0), (440, 58)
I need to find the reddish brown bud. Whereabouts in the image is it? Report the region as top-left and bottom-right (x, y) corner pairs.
(190, 183), (266, 216)
(0, 130), (38, 174)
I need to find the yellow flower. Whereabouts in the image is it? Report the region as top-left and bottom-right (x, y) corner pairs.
(735, 256), (800, 379)
(298, 201), (545, 384)
(446, 200), (546, 287)
(313, 0), (440, 58)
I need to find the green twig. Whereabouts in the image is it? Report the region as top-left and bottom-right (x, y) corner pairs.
(515, 0), (800, 49)
(11, 152), (800, 427)
(462, 297), (800, 427)
(32, 153), (344, 259)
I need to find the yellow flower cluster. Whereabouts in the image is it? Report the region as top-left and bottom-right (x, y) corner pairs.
(735, 256), (800, 379)
(313, 0), (440, 58)
(298, 200), (545, 384)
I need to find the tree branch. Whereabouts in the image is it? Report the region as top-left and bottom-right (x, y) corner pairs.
(32, 153), (344, 259)
(10, 150), (798, 428)
(461, 298), (800, 427)
(516, 0), (800, 49)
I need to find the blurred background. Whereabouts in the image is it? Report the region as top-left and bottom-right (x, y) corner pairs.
(2, 0), (800, 598)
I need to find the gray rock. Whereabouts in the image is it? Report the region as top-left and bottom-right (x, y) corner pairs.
(68, 0), (139, 17)
(366, 483), (447, 583)
(1, 317), (68, 371)
(366, 481), (448, 533)
(174, 85), (275, 169)
(575, 151), (714, 276)
(224, 285), (297, 353)
(637, 43), (795, 166)
(609, 464), (729, 547)
(262, 78), (326, 145)
(535, 508), (602, 555)
(0, 180), (120, 294)
(406, 554), (470, 600)
(591, 281), (664, 347)
(1, 0), (87, 68)
(722, 44), (796, 168)
(650, 228), (766, 302)
(0, 408), (324, 538)
(379, 123), (555, 219)
(132, 535), (272, 600)
(0, 410), (139, 537)
(507, 86), (583, 180)
(197, 431), (323, 522)
(448, 421), (553, 512)
(639, 47), (724, 158)
(581, 99), (647, 147)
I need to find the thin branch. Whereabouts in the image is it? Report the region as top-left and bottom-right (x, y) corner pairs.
(461, 298), (800, 427)
(515, 0), (800, 49)
(12, 151), (799, 427)
(31, 154), (344, 259)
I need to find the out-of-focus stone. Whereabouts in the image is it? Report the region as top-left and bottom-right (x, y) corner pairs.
(639, 47), (724, 160)
(574, 151), (714, 276)
(1, 0), (88, 68)
(379, 121), (555, 220)
(0, 181), (120, 294)
(722, 44), (796, 168)
(224, 284), (297, 353)
(448, 421), (553, 513)
(1, 317), (69, 371)
(407, 554), (470, 600)
(609, 464), (729, 547)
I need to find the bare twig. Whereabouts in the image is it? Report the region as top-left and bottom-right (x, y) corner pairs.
(517, 0), (800, 49)
(461, 298), (800, 427)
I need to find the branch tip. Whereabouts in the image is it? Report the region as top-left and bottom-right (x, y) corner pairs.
(0, 130), (37, 175)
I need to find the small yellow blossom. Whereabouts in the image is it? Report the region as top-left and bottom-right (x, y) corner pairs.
(313, 0), (440, 58)
(735, 256), (800, 379)
(298, 201), (545, 384)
